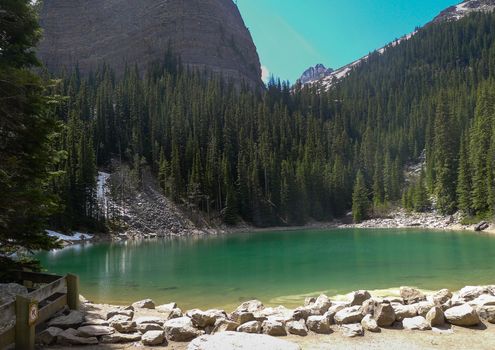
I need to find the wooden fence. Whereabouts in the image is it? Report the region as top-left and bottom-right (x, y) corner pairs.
(0, 271), (79, 350)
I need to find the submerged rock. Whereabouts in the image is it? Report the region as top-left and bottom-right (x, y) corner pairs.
(187, 331), (301, 350)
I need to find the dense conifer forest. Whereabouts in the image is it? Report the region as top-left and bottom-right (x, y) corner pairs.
(42, 11), (495, 229)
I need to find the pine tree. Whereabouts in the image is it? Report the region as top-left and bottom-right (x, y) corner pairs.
(352, 171), (369, 223)
(457, 135), (472, 215)
(0, 0), (60, 257)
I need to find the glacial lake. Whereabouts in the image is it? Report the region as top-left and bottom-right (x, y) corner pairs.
(36, 228), (495, 311)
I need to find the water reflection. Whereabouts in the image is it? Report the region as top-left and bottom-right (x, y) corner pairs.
(37, 229), (495, 310)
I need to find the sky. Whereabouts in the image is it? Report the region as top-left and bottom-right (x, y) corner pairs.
(236, 0), (462, 83)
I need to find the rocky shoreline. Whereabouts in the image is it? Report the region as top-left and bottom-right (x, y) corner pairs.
(34, 285), (495, 349)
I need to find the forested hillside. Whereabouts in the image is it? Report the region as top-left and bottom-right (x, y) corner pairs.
(49, 11), (495, 230)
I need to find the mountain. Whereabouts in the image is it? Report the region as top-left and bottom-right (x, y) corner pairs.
(298, 64), (333, 85)
(432, 0), (495, 23)
(37, 0), (262, 87)
(299, 0), (495, 89)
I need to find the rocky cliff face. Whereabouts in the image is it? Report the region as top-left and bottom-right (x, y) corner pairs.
(298, 64), (333, 85)
(38, 0), (262, 87)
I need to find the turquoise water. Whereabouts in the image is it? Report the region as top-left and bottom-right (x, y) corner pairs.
(36, 228), (495, 311)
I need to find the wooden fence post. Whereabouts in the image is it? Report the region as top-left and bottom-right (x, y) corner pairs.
(15, 295), (35, 350)
(66, 273), (80, 310)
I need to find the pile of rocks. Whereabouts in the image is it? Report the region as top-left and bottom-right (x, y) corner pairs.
(36, 286), (495, 348)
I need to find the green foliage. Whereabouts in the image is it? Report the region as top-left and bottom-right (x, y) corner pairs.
(48, 11), (495, 227)
(0, 0), (60, 253)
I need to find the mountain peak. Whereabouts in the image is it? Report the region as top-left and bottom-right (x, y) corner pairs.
(432, 0), (495, 23)
(298, 64), (334, 85)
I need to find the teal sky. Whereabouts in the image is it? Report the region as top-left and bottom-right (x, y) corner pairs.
(236, 0), (461, 83)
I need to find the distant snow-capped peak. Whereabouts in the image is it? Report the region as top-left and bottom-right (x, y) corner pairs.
(433, 0), (495, 23)
(298, 0), (495, 91)
(298, 64), (334, 85)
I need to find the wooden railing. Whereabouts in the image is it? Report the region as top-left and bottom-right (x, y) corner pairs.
(0, 271), (79, 350)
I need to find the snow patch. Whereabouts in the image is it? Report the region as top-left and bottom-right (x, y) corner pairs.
(46, 230), (94, 241)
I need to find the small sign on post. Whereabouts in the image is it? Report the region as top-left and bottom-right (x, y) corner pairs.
(28, 302), (38, 326)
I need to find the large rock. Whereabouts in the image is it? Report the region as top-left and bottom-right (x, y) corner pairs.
(187, 309), (218, 328)
(261, 320), (286, 336)
(400, 287), (426, 304)
(304, 297), (316, 306)
(444, 304), (480, 326)
(459, 286), (488, 301)
(334, 306), (363, 324)
(477, 305), (495, 323)
(141, 330), (165, 346)
(137, 323), (162, 333)
(212, 318), (239, 333)
(48, 310), (85, 329)
(360, 298), (380, 316)
(38, 0), (263, 88)
(391, 303), (417, 321)
(415, 301), (435, 317)
(106, 309), (134, 320)
(132, 299), (155, 309)
(286, 320), (308, 336)
(36, 327), (63, 345)
(163, 316), (202, 341)
(432, 289), (452, 305)
(348, 290), (372, 306)
(156, 302), (177, 313)
(77, 325), (114, 337)
(135, 316), (165, 326)
(291, 307), (312, 321)
(310, 294), (332, 315)
(234, 300), (265, 314)
(110, 320), (137, 333)
(340, 323), (364, 337)
(426, 306), (445, 327)
(100, 332), (142, 343)
(237, 320), (261, 334)
(57, 328), (98, 345)
(233, 311), (256, 325)
(361, 314), (379, 332)
(373, 303), (395, 327)
(0, 283), (28, 305)
(187, 331), (301, 350)
(324, 303), (347, 324)
(258, 306), (293, 323)
(306, 315), (331, 334)
(469, 294), (495, 307)
(402, 316), (431, 330)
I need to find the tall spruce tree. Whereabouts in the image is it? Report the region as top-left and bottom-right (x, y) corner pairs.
(0, 0), (60, 257)
(352, 171), (369, 223)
